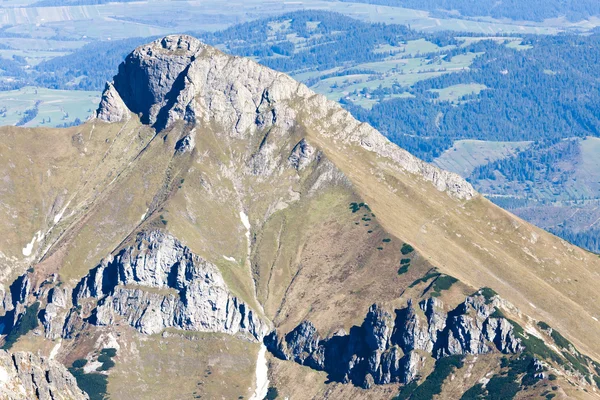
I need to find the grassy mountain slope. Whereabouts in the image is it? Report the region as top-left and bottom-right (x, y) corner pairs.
(298, 92), (600, 361)
(1, 36), (600, 398)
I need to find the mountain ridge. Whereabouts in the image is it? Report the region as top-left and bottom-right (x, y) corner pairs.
(0, 34), (600, 399)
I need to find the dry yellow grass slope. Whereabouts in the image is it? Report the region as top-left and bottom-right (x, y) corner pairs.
(308, 128), (600, 361)
(3, 36), (600, 399)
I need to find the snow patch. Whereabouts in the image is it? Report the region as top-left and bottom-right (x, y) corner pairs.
(53, 198), (73, 225)
(249, 344), (269, 400)
(53, 209), (65, 224)
(223, 255), (236, 262)
(83, 361), (103, 374)
(240, 210), (251, 251)
(49, 340), (62, 360)
(22, 231), (43, 256)
(0, 365), (8, 384)
(240, 211), (251, 231)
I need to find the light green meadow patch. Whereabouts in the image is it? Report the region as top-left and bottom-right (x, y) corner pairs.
(430, 83), (488, 102)
(347, 92), (414, 109)
(506, 40), (533, 51)
(433, 139), (532, 177)
(0, 87), (100, 127)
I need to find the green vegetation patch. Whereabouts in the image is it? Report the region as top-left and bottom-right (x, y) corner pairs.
(401, 243), (415, 255)
(522, 321), (590, 376)
(507, 319), (581, 375)
(2, 302), (40, 350)
(265, 387), (279, 399)
(466, 354), (542, 400)
(561, 351), (589, 375)
(393, 381), (419, 400)
(550, 329), (572, 350)
(69, 364), (108, 400)
(398, 264), (410, 275)
(537, 321), (551, 331)
(349, 202), (371, 213)
(478, 287), (498, 304)
(408, 271), (457, 296)
(96, 348), (117, 371)
(69, 348), (117, 400)
(394, 355), (464, 400)
(409, 271), (440, 288)
(401, 258), (411, 264)
(509, 320), (558, 363)
(431, 275), (458, 295)
(489, 308), (505, 319)
(460, 383), (486, 400)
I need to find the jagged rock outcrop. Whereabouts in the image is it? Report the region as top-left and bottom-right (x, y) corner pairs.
(288, 138), (315, 171)
(95, 34), (475, 200)
(0, 350), (88, 400)
(110, 35), (205, 130)
(41, 286), (69, 340)
(435, 294), (524, 356)
(0, 274), (30, 335)
(95, 82), (130, 123)
(265, 294), (523, 388)
(71, 230), (267, 340)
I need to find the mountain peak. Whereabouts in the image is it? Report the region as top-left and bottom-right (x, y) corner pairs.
(95, 35), (475, 200)
(96, 34), (212, 131)
(3, 34), (600, 399)
(96, 33), (299, 135)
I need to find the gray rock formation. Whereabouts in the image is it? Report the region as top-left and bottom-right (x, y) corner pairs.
(437, 294), (524, 357)
(0, 350), (88, 400)
(41, 286), (70, 340)
(95, 82), (130, 123)
(265, 294), (523, 388)
(95, 34), (475, 200)
(288, 139), (316, 171)
(71, 230), (267, 340)
(0, 274), (30, 335)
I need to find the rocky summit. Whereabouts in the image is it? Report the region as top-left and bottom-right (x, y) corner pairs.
(1, 35), (600, 399)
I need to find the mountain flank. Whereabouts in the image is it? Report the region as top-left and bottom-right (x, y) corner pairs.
(0, 35), (599, 399)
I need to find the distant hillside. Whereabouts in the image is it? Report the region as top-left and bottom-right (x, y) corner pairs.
(30, 0), (136, 6)
(340, 0), (600, 22)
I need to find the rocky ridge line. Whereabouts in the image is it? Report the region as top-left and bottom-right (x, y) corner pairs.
(265, 294), (523, 388)
(95, 35), (475, 200)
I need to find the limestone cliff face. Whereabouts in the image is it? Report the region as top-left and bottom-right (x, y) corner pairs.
(0, 350), (88, 400)
(95, 35), (475, 200)
(94, 82), (130, 123)
(70, 230), (267, 340)
(0, 274), (30, 337)
(265, 294), (523, 388)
